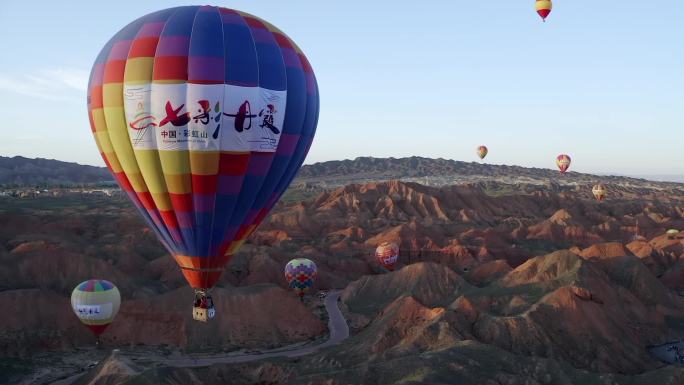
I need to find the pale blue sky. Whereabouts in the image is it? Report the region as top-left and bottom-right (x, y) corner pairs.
(0, 1), (682, 175)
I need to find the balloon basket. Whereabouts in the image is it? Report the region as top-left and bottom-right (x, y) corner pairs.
(193, 307), (209, 322)
(192, 291), (216, 322)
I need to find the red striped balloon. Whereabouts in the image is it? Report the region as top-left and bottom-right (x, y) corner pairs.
(87, 6), (319, 294)
(556, 154), (571, 174)
(376, 242), (399, 270)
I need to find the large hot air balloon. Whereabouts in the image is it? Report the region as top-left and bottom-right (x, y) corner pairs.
(376, 242), (400, 270)
(556, 154), (571, 174)
(71, 279), (121, 341)
(592, 184), (606, 201)
(87, 6), (319, 321)
(535, 0), (552, 22)
(477, 145), (488, 160)
(284, 258), (317, 299)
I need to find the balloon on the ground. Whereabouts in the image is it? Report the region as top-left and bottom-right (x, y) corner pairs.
(71, 279), (121, 336)
(285, 258), (317, 297)
(592, 184), (606, 201)
(477, 146), (488, 160)
(536, 0), (552, 22)
(86, 6), (319, 308)
(376, 242), (400, 270)
(556, 154), (571, 174)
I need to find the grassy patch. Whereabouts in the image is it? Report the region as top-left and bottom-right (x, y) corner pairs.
(0, 195), (130, 214)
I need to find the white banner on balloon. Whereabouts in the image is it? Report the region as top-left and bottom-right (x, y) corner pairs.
(123, 83), (286, 153)
(187, 84), (222, 152)
(124, 84), (156, 150)
(221, 85), (287, 152)
(254, 88), (287, 152)
(74, 303), (113, 321)
(151, 83), (190, 152)
(220, 85), (260, 152)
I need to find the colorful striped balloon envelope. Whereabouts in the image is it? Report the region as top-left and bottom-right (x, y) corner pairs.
(87, 6), (319, 296)
(477, 145), (488, 160)
(71, 279), (121, 336)
(556, 154), (571, 174)
(535, 0), (552, 22)
(284, 258), (318, 297)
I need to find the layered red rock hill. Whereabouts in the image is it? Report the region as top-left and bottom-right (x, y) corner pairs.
(0, 284), (324, 357)
(82, 340), (684, 385)
(0, 204), (324, 356)
(2, 178), (684, 357)
(102, 247), (680, 383)
(337, 251), (684, 374)
(258, 180), (684, 271)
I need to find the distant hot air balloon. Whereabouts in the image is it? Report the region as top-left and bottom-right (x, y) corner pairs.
(666, 229), (680, 240)
(71, 279), (121, 341)
(284, 258), (318, 299)
(477, 146), (488, 160)
(592, 184), (606, 201)
(376, 242), (400, 270)
(556, 154), (571, 174)
(87, 6), (319, 321)
(536, 0), (552, 22)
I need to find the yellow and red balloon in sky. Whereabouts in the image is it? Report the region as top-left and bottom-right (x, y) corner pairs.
(535, 0), (552, 22)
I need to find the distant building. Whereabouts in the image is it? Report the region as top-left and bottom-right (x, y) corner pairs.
(89, 189), (113, 197)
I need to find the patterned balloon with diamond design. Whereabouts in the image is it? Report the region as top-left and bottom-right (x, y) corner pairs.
(284, 258), (317, 297)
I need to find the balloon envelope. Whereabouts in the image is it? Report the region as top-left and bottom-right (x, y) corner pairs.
(535, 0), (552, 21)
(71, 279), (121, 336)
(284, 258), (317, 297)
(592, 184), (606, 201)
(556, 154), (571, 174)
(376, 242), (399, 270)
(477, 146), (488, 160)
(87, 6), (319, 290)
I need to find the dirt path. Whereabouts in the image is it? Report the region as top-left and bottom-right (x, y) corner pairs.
(160, 290), (348, 367)
(50, 290), (348, 384)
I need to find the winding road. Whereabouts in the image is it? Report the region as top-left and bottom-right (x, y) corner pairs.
(51, 290), (348, 384)
(162, 290), (348, 367)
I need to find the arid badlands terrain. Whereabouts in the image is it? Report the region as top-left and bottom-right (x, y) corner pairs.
(1, 156), (684, 384)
